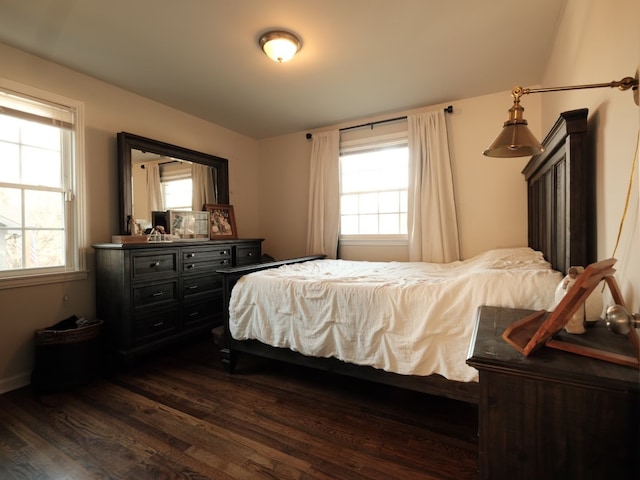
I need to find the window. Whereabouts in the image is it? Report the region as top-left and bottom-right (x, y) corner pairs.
(162, 178), (192, 210)
(339, 128), (409, 243)
(160, 162), (192, 211)
(0, 79), (85, 287)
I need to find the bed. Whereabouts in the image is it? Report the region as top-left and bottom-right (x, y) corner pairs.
(218, 108), (595, 404)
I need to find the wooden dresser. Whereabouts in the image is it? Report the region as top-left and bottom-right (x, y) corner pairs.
(93, 239), (262, 365)
(467, 305), (639, 480)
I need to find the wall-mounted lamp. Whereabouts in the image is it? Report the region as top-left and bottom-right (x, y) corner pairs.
(259, 30), (302, 63)
(483, 73), (639, 158)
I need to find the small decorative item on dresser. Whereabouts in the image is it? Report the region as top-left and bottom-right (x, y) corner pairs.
(167, 210), (210, 241)
(111, 235), (150, 244)
(203, 204), (237, 239)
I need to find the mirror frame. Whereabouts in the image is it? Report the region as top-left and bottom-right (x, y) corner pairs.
(117, 131), (229, 234)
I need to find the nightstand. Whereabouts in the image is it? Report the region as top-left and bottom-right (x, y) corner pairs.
(467, 305), (639, 480)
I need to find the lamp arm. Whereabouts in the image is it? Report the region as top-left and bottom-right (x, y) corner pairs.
(517, 76), (638, 97)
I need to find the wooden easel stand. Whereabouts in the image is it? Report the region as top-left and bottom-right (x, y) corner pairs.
(502, 258), (640, 368)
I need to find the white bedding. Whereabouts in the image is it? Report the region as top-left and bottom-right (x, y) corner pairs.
(229, 247), (562, 383)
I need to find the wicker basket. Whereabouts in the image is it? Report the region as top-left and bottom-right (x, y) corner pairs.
(34, 320), (103, 345)
(31, 319), (104, 392)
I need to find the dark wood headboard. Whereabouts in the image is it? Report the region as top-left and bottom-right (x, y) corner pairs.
(522, 108), (596, 274)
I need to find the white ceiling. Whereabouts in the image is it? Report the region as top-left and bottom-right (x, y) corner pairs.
(0, 0), (566, 139)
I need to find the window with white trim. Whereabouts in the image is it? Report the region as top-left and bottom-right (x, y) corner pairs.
(339, 125), (409, 243)
(0, 79), (85, 285)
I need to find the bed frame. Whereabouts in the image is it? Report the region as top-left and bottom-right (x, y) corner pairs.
(218, 108), (595, 404)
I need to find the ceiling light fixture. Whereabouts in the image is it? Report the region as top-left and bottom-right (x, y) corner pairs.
(259, 30), (301, 63)
(483, 73), (639, 158)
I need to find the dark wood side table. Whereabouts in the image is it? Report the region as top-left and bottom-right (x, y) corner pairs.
(467, 305), (639, 480)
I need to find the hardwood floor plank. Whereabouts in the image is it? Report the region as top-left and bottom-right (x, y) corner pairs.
(63, 384), (244, 479)
(0, 338), (478, 479)
(0, 403), (100, 479)
(71, 375), (332, 479)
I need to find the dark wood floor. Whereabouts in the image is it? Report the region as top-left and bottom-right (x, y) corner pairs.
(0, 337), (479, 479)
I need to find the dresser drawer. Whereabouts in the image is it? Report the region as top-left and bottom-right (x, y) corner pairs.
(132, 251), (178, 279)
(182, 246), (232, 263)
(133, 281), (179, 308)
(182, 245), (232, 273)
(182, 298), (223, 327)
(133, 308), (180, 344)
(182, 274), (223, 299)
(182, 257), (231, 273)
(236, 245), (261, 266)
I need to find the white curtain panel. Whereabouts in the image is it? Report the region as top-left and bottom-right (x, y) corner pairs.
(146, 163), (163, 218)
(192, 163), (216, 211)
(306, 130), (340, 258)
(407, 110), (460, 263)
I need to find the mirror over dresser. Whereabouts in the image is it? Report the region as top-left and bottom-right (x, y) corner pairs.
(94, 133), (263, 365)
(117, 131), (230, 235)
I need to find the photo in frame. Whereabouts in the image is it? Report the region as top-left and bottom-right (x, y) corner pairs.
(167, 210), (210, 241)
(203, 204), (237, 239)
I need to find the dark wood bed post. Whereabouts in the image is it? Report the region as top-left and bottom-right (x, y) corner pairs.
(522, 108), (595, 274)
(219, 271), (241, 373)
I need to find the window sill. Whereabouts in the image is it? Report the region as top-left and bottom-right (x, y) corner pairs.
(0, 270), (89, 290)
(339, 235), (408, 246)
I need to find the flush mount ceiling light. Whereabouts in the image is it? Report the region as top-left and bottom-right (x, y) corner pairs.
(483, 73), (639, 158)
(259, 30), (301, 63)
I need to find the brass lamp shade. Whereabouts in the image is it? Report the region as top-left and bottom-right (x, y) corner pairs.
(483, 98), (544, 157)
(483, 121), (544, 157)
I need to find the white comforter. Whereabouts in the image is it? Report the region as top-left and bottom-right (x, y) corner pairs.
(229, 248), (562, 383)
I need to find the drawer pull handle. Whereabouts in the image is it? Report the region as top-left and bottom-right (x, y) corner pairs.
(219, 259), (229, 265)
(219, 250), (228, 256)
(188, 284), (199, 290)
(153, 321), (164, 327)
(247, 252), (254, 257)
(152, 261), (160, 268)
(187, 253), (195, 258)
(152, 291), (164, 297)
(188, 264), (196, 269)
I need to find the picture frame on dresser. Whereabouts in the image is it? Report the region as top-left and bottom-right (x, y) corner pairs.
(203, 204), (237, 240)
(167, 210), (210, 241)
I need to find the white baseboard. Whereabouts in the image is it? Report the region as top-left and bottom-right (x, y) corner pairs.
(0, 372), (31, 394)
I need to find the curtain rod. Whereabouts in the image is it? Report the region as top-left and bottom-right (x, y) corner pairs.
(305, 105), (453, 139)
(140, 160), (180, 169)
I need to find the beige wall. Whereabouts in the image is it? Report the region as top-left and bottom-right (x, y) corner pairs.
(258, 93), (542, 262)
(540, 0), (640, 310)
(0, 43), (260, 392)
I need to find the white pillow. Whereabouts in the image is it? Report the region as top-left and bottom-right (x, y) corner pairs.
(467, 247), (551, 270)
